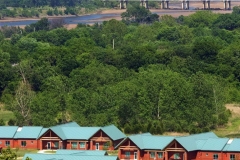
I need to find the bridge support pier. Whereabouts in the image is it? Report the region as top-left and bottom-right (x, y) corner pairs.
(203, 0), (210, 10)
(182, 1), (185, 9)
(166, 1), (169, 9)
(185, 1), (189, 9)
(223, 0), (231, 10)
(161, 1), (165, 9)
(224, 1), (227, 9)
(228, 1), (231, 10)
(203, 1), (206, 9)
(140, 0), (148, 9)
(182, 0), (189, 10)
(160, 0), (169, 9)
(207, 1), (210, 9)
(119, 0), (127, 9)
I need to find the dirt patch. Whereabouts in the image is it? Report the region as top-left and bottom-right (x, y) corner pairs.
(226, 104), (240, 118)
(164, 132), (189, 136)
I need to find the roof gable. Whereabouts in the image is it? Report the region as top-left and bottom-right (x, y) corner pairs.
(50, 126), (66, 140)
(0, 126), (18, 138)
(101, 125), (126, 141)
(38, 128), (49, 139)
(14, 126), (43, 139)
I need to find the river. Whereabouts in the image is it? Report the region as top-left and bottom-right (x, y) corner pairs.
(0, 7), (234, 27)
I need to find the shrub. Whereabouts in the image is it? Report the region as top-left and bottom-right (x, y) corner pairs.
(54, 8), (59, 16)
(124, 123), (132, 134)
(47, 9), (53, 16)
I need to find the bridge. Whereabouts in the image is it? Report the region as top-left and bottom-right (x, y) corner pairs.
(104, 0), (236, 10)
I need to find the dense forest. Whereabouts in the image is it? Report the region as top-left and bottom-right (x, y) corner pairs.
(1, 5), (240, 134)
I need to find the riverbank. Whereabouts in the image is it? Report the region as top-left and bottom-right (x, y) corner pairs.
(0, 1), (238, 23)
(0, 2), (238, 30)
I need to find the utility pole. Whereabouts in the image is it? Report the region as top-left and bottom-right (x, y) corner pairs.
(112, 39), (115, 50)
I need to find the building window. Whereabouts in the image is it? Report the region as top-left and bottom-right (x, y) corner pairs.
(5, 141), (10, 146)
(54, 142), (59, 148)
(21, 141), (26, 147)
(174, 153), (180, 159)
(150, 152), (155, 158)
(71, 142), (77, 149)
(125, 151), (130, 157)
(230, 154), (235, 160)
(31, 141), (33, 144)
(213, 154), (218, 160)
(80, 142), (85, 148)
(206, 153), (208, 156)
(158, 152), (163, 158)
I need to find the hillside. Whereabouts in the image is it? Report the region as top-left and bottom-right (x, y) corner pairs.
(1, 6), (240, 135)
(215, 104), (240, 137)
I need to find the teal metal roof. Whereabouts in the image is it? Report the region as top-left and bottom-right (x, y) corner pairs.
(0, 126), (18, 138)
(175, 136), (197, 151)
(223, 139), (240, 152)
(62, 127), (100, 140)
(175, 132), (218, 152)
(14, 126), (43, 139)
(50, 126), (100, 140)
(187, 132), (218, 139)
(200, 138), (229, 151)
(196, 139), (207, 149)
(38, 128), (49, 138)
(142, 135), (175, 150)
(126, 134), (174, 150)
(101, 125), (126, 141)
(56, 150), (107, 155)
(22, 154), (118, 160)
(52, 122), (80, 127)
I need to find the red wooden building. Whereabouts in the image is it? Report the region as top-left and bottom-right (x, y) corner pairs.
(116, 133), (175, 160)
(2, 122), (240, 160)
(38, 122), (126, 150)
(0, 126), (18, 149)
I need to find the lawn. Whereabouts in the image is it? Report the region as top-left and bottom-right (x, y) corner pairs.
(107, 150), (118, 156)
(14, 148), (39, 157)
(44, 150), (57, 154)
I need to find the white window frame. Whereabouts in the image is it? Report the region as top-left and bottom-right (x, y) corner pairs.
(174, 153), (180, 159)
(5, 141), (10, 146)
(150, 152), (155, 158)
(158, 152), (163, 158)
(213, 154), (218, 160)
(21, 141), (26, 147)
(125, 151), (130, 157)
(230, 154), (235, 160)
(80, 142), (85, 148)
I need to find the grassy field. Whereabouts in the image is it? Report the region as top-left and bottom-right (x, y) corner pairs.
(214, 104), (240, 137)
(14, 148), (39, 157)
(0, 109), (15, 125)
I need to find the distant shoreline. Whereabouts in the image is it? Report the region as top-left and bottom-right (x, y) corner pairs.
(0, 7), (234, 23)
(0, 9), (126, 22)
